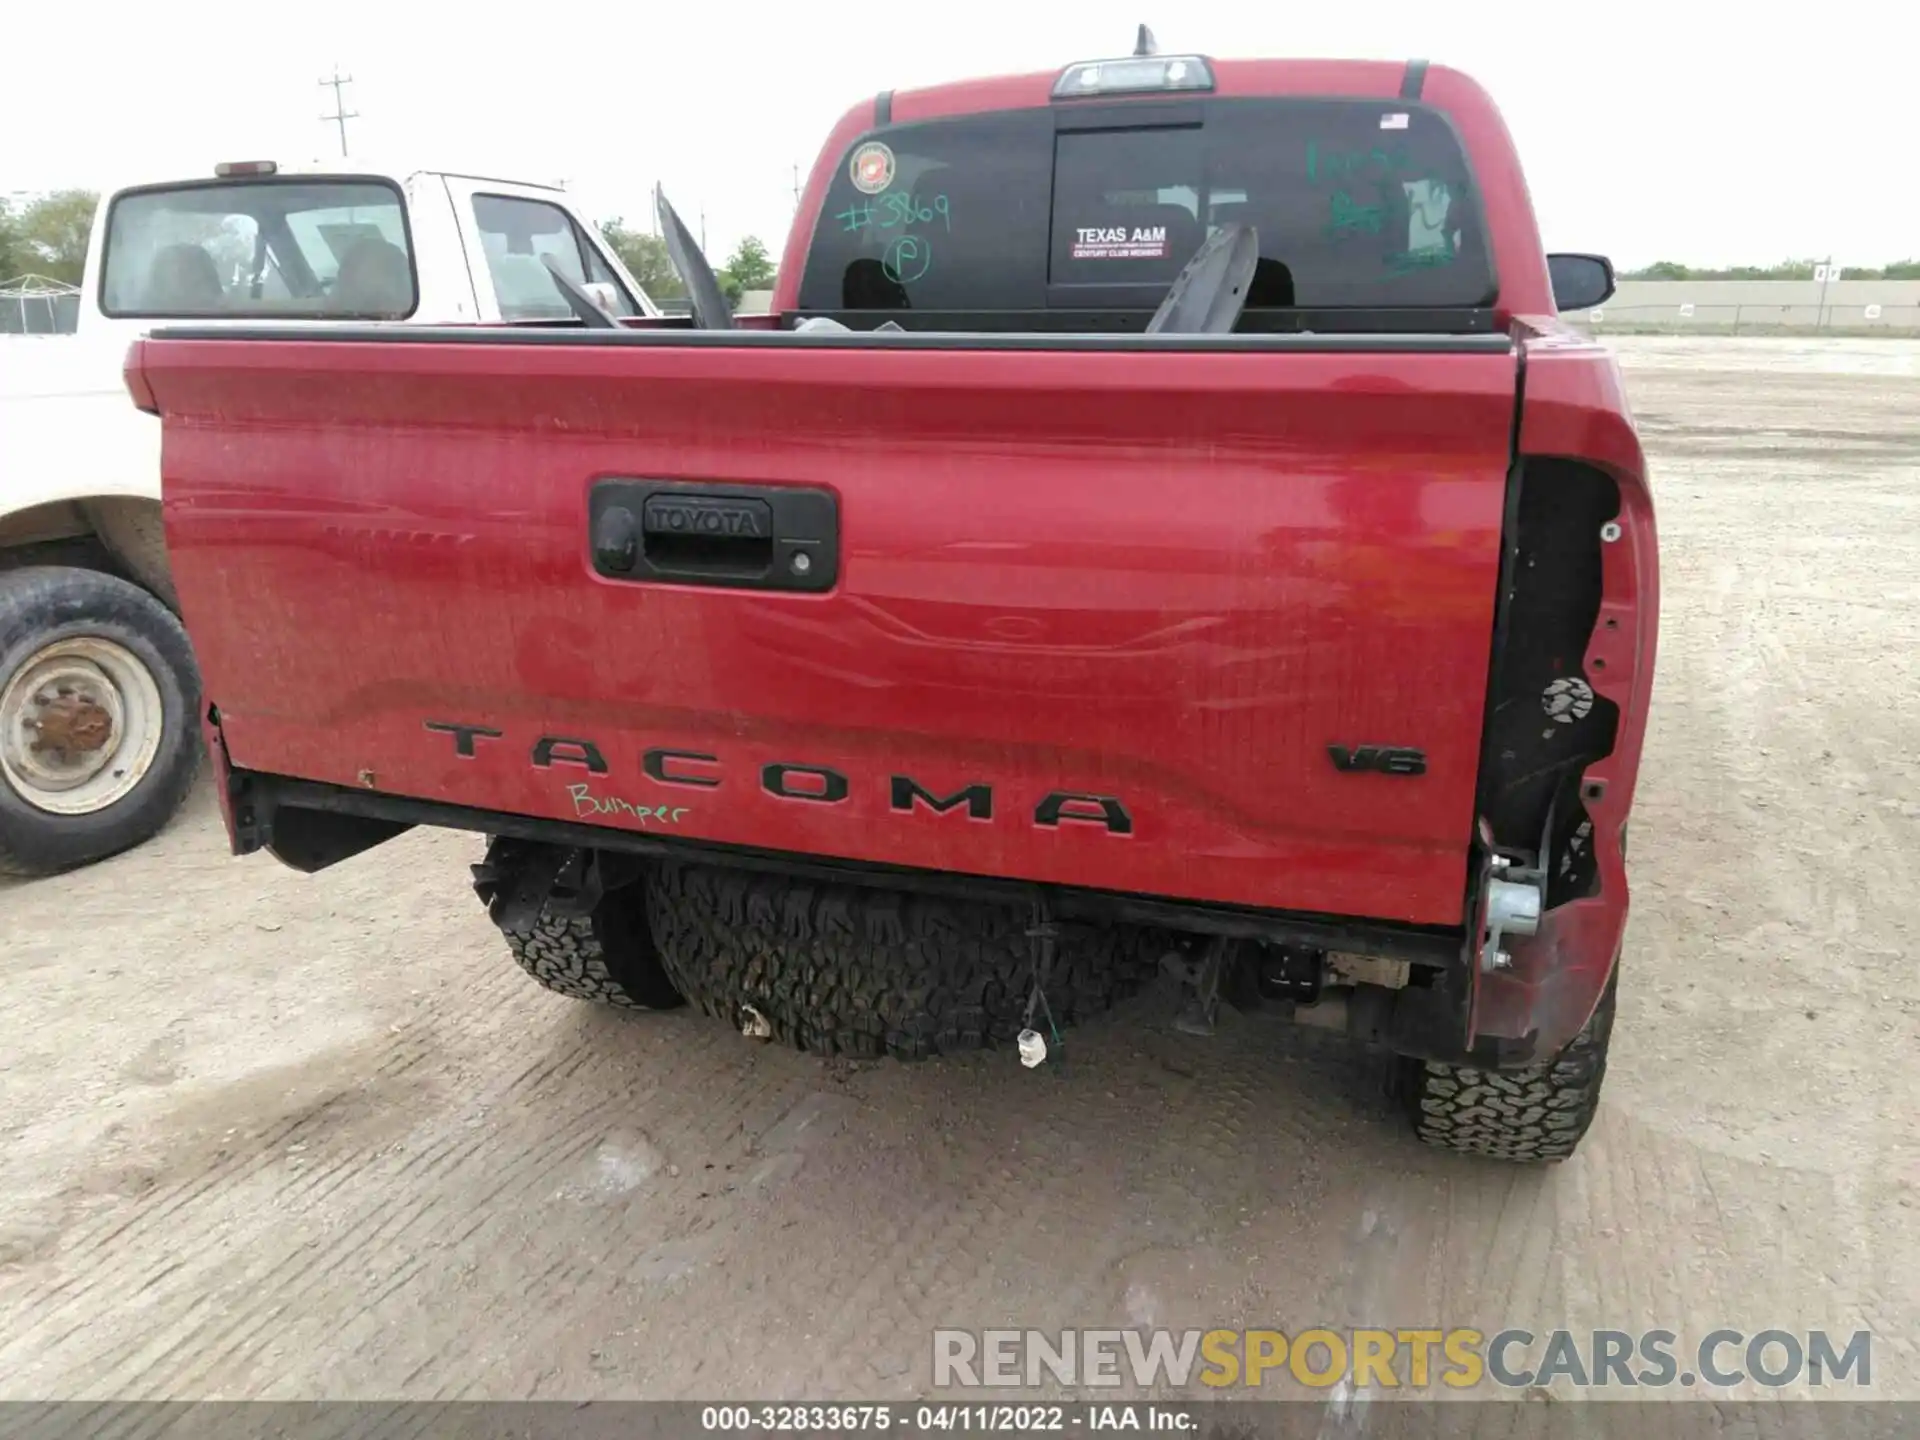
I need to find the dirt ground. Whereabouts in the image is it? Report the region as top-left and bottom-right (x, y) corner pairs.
(2, 337), (1916, 1404)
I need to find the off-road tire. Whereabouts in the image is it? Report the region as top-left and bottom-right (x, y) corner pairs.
(644, 861), (1168, 1059)
(1401, 968), (1618, 1162)
(481, 877), (684, 1010)
(0, 566), (201, 877)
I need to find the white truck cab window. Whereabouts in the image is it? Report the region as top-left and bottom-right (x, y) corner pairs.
(101, 179), (416, 318)
(471, 194), (639, 320)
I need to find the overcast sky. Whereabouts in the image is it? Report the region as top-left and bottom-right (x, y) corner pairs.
(5, 1), (1909, 268)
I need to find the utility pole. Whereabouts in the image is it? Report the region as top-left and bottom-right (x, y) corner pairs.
(792, 163), (801, 209)
(318, 66), (358, 158)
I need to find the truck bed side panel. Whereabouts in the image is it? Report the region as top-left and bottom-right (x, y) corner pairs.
(146, 337), (1517, 925)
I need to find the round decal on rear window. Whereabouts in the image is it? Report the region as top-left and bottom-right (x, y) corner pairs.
(849, 141), (896, 195)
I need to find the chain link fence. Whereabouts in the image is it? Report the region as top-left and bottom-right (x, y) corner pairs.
(1567, 299), (1920, 337)
(0, 276), (81, 334)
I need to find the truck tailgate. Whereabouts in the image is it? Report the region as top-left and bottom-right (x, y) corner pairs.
(141, 331), (1517, 926)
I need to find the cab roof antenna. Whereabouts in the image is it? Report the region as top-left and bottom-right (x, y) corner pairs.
(1134, 24), (1158, 56)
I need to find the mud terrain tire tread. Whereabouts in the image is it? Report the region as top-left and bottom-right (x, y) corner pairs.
(0, 566), (201, 877)
(1403, 969), (1618, 1162)
(485, 881), (684, 1010)
(644, 861), (1168, 1060)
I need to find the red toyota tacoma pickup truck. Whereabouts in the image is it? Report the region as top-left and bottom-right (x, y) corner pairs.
(127, 38), (1656, 1161)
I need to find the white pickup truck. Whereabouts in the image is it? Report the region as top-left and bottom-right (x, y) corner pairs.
(0, 159), (660, 875)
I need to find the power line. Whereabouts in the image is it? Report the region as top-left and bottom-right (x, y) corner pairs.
(318, 67), (359, 158)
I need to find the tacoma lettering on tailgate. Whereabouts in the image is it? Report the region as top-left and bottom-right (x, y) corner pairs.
(424, 720), (1135, 835)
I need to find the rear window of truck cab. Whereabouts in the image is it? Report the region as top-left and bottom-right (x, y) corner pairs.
(101, 178), (417, 319)
(798, 98), (1493, 320)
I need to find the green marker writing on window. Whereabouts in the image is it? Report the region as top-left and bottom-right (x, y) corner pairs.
(1326, 191), (1385, 238)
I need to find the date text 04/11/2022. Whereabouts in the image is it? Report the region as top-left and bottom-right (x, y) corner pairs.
(698, 1403), (1198, 1431)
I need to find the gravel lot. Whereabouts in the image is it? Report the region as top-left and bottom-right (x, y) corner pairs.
(3, 337), (1916, 1402)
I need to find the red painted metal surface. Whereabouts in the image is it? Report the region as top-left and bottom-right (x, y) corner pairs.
(143, 335), (1522, 925)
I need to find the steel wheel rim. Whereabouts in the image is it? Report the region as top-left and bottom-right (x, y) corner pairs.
(0, 636), (165, 816)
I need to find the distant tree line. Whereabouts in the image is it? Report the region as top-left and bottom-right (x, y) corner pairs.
(597, 220), (776, 305)
(0, 190), (97, 284)
(11, 186), (1907, 298)
(0, 188), (778, 308)
(1624, 258), (1920, 281)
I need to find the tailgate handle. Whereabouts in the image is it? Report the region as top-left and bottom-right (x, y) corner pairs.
(589, 481), (838, 592)
(642, 494), (774, 576)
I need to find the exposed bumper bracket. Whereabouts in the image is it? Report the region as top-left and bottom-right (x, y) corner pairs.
(1479, 864), (1544, 973)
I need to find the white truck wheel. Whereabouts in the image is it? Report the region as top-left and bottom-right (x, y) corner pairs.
(0, 567), (201, 876)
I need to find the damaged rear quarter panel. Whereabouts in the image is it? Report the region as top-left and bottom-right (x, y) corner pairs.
(1475, 337), (1658, 1053)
